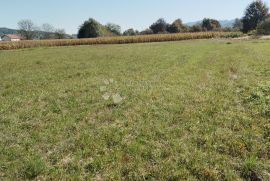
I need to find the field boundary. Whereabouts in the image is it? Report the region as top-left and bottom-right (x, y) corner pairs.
(0, 32), (242, 50)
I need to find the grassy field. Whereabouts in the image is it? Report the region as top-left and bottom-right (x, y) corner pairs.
(0, 40), (269, 180)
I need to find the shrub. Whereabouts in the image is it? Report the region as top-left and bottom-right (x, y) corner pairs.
(257, 17), (270, 35)
(247, 30), (257, 36)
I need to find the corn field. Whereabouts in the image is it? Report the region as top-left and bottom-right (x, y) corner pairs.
(0, 32), (242, 50)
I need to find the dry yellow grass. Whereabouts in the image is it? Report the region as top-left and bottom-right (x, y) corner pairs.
(0, 32), (242, 50)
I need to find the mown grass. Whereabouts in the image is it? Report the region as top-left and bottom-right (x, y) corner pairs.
(0, 40), (269, 180)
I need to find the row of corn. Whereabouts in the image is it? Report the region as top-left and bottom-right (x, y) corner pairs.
(0, 32), (243, 50)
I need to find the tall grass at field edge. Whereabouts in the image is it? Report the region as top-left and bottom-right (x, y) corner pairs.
(0, 32), (242, 50)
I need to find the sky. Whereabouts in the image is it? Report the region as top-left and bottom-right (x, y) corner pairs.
(1, 0), (270, 34)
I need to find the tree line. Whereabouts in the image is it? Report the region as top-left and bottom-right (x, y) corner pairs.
(17, 0), (270, 40)
(77, 0), (270, 38)
(77, 18), (234, 38)
(17, 20), (67, 40)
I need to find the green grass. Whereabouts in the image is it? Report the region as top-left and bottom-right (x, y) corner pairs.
(0, 40), (269, 180)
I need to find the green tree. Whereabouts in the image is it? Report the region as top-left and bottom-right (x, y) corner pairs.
(140, 29), (153, 35)
(242, 0), (269, 33)
(150, 18), (168, 34)
(202, 18), (221, 31)
(106, 23), (121, 36)
(167, 19), (188, 33)
(190, 24), (202, 32)
(257, 16), (270, 34)
(123, 28), (138, 36)
(78, 18), (103, 38)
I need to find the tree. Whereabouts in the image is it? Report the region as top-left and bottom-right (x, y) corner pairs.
(123, 28), (138, 36)
(257, 16), (270, 34)
(106, 23), (121, 36)
(150, 18), (168, 34)
(190, 24), (202, 32)
(41, 23), (55, 39)
(140, 29), (153, 35)
(242, 0), (269, 33)
(78, 18), (103, 38)
(54, 29), (66, 39)
(233, 18), (243, 31)
(201, 18), (221, 31)
(17, 19), (37, 40)
(167, 19), (187, 33)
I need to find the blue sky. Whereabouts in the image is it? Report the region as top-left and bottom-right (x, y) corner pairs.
(1, 0), (269, 34)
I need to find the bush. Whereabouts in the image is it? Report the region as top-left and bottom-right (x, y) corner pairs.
(257, 17), (270, 35)
(247, 30), (258, 36)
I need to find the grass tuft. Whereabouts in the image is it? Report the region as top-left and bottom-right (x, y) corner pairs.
(20, 155), (46, 180)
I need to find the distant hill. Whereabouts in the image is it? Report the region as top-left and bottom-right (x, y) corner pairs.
(186, 19), (236, 28)
(0, 28), (18, 35)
